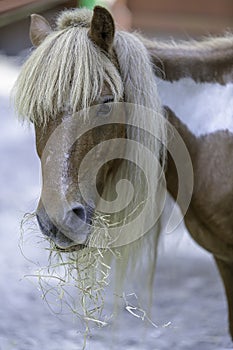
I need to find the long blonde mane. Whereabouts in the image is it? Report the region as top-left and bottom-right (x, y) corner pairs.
(14, 9), (163, 125)
(14, 9), (123, 125)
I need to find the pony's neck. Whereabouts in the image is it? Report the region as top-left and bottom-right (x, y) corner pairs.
(164, 107), (197, 205)
(140, 35), (233, 84)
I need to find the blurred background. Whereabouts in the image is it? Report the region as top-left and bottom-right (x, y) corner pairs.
(1, 0), (233, 54)
(0, 1), (233, 350)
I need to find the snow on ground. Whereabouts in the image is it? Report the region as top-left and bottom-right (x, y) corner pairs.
(157, 77), (233, 136)
(0, 55), (232, 350)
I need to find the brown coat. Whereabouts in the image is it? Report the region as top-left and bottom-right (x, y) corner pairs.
(165, 106), (233, 339)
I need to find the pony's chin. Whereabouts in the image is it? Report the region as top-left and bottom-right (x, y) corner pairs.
(36, 213), (89, 251)
(52, 233), (88, 252)
(55, 243), (85, 252)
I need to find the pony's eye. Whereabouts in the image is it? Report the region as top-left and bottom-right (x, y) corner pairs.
(103, 96), (114, 103)
(97, 96), (114, 116)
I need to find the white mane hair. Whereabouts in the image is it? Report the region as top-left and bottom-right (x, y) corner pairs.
(13, 9), (123, 125)
(14, 8), (164, 127)
(14, 8), (167, 313)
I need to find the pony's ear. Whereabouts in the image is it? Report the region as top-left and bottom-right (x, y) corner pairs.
(89, 6), (115, 52)
(30, 14), (52, 47)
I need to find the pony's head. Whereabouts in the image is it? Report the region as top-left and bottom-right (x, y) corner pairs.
(14, 7), (166, 251)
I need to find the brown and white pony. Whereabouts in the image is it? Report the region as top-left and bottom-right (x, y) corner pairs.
(14, 7), (233, 340)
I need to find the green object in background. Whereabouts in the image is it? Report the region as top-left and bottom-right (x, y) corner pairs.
(79, 0), (96, 9)
(79, 0), (108, 10)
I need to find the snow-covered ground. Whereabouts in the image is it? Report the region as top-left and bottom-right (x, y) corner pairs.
(0, 55), (233, 350)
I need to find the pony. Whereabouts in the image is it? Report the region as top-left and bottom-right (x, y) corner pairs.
(14, 6), (233, 342)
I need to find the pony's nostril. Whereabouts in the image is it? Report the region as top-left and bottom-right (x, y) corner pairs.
(72, 205), (86, 222)
(36, 203), (90, 248)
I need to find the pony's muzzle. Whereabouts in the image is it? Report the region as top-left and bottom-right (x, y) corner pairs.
(36, 203), (92, 249)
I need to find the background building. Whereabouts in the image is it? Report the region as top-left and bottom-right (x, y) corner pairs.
(0, 0), (76, 54)
(1, 0), (233, 54)
(128, 0), (233, 36)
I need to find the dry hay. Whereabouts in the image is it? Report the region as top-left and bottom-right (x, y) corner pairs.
(20, 210), (160, 349)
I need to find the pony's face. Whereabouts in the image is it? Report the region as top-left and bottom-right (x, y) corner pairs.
(15, 7), (166, 250)
(31, 8), (126, 249)
(35, 92), (125, 250)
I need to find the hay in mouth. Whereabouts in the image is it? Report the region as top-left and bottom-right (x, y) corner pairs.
(20, 208), (160, 349)
(21, 212), (118, 348)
